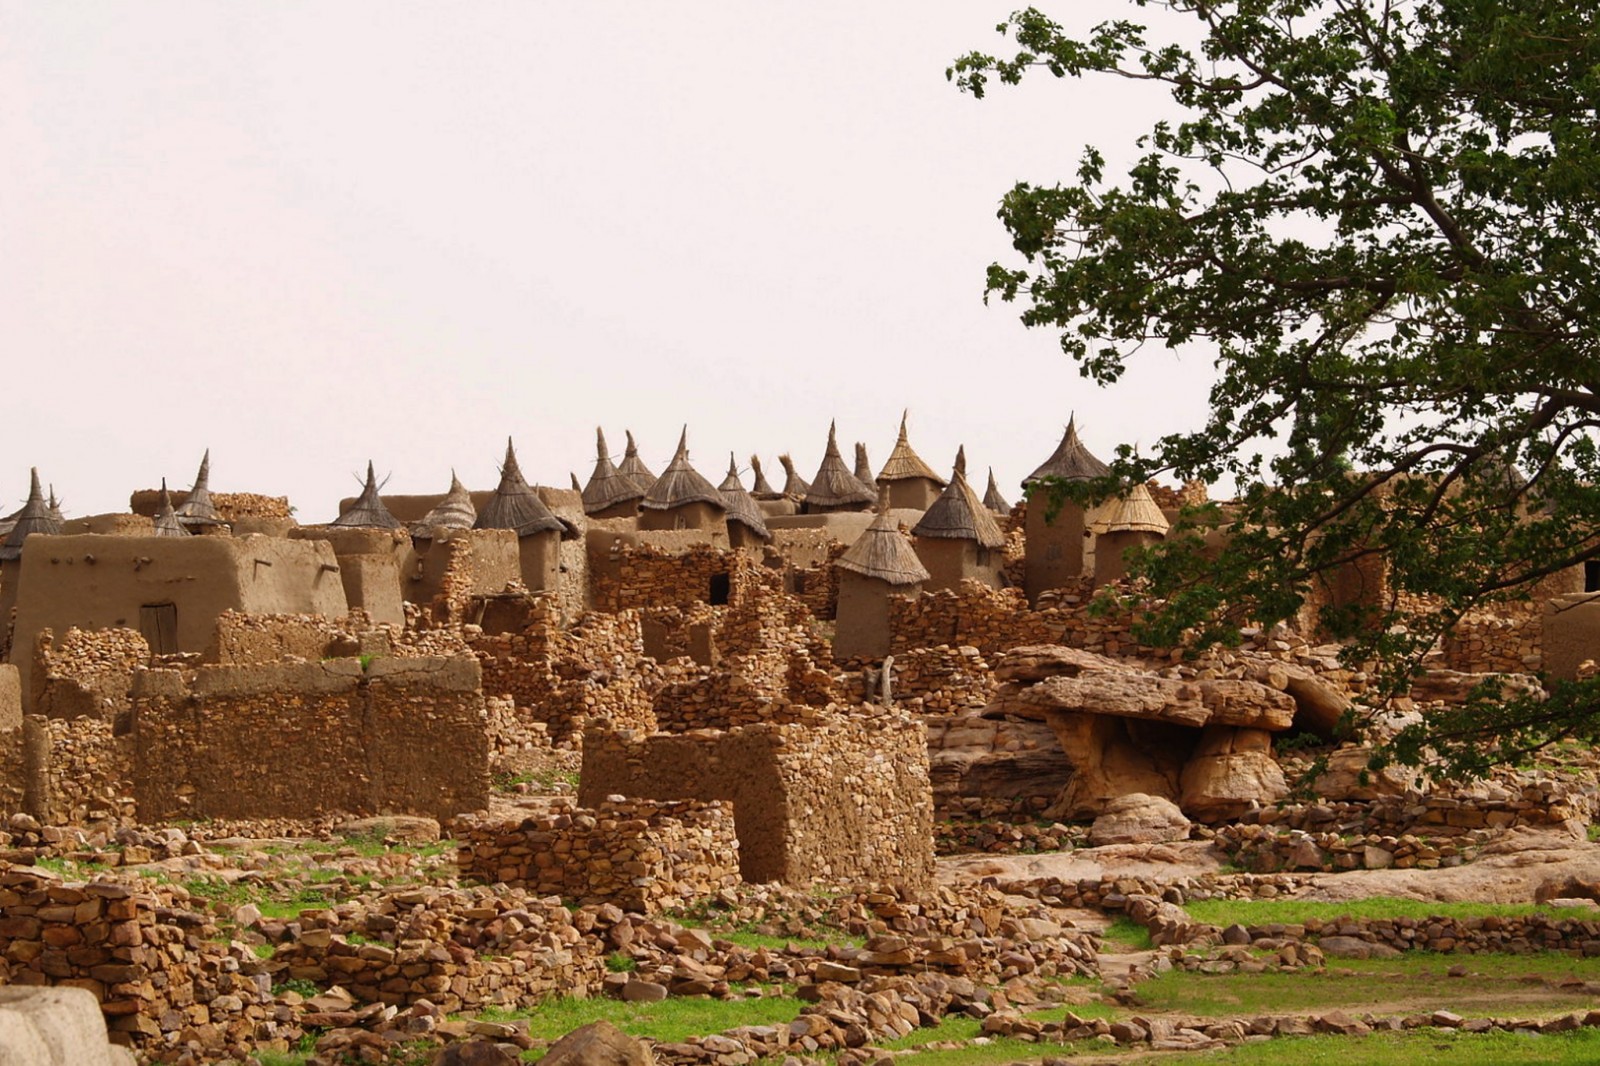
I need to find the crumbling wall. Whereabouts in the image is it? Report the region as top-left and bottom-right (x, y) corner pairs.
(470, 600), (657, 745)
(891, 645), (994, 716)
(130, 656), (489, 821)
(30, 627), (149, 720)
(26, 716), (136, 827)
(202, 610), (344, 665)
(578, 710), (934, 890)
(457, 799), (740, 911)
(588, 541), (734, 614)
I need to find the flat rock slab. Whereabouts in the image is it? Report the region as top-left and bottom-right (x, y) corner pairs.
(0, 986), (134, 1066)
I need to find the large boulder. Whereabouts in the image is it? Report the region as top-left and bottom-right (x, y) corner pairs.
(0, 987), (136, 1066)
(1046, 712), (1185, 819)
(1088, 793), (1192, 846)
(540, 1021), (654, 1066)
(1312, 746), (1425, 801)
(1179, 726), (1288, 822)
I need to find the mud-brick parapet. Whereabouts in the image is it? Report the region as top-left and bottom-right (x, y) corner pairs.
(130, 655), (490, 822)
(579, 708), (935, 892)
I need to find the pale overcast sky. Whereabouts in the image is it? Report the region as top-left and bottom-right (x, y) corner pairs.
(1, 2), (1215, 519)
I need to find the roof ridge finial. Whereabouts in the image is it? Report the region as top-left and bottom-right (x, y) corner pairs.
(898, 409), (910, 442)
(675, 425), (690, 460)
(625, 430), (639, 455)
(596, 427), (610, 460)
(954, 445), (967, 478)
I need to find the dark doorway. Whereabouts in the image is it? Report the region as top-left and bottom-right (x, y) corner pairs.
(1586, 561), (1600, 593)
(139, 603), (178, 655)
(708, 572), (731, 606)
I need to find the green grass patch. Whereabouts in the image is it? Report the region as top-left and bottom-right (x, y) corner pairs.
(1199, 1028), (1600, 1064)
(1186, 897), (1600, 928)
(484, 993), (805, 1044)
(1100, 916), (1152, 952)
(1136, 954), (1600, 1018)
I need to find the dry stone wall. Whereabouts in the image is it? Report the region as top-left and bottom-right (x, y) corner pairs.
(0, 863), (286, 1062)
(130, 656), (489, 821)
(30, 628), (149, 721)
(590, 543), (732, 614)
(457, 799), (741, 911)
(27, 716), (135, 828)
(891, 645), (994, 716)
(579, 710), (935, 890)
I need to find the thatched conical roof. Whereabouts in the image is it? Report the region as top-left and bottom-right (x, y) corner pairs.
(330, 462), (403, 529)
(1089, 483), (1171, 535)
(412, 472), (476, 537)
(983, 467), (1011, 514)
(474, 439), (566, 537)
(913, 448), (1006, 548)
(0, 468), (62, 561)
(46, 487), (64, 525)
(805, 423), (875, 509)
(719, 454), (772, 541)
(778, 454), (810, 498)
(175, 450), (224, 527)
(1024, 416), (1112, 488)
(750, 456), (781, 499)
(836, 501), (930, 586)
(641, 428), (725, 512)
(570, 473), (582, 491)
(617, 430), (657, 495)
(583, 428), (645, 515)
(153, 479), (189, 538)
(853, 443), (875, 488)
(877, 412), (945, 486)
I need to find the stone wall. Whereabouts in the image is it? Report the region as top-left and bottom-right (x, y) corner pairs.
(891, 645), (994, 716)
(457, 799), (741, 911)
(130, 656), (490, 821)
(30, 628), (149, 721)
(202, 609), (344, 665)
(0, 863), (286, 1062)
(889, 579), (1166, 660)
(26, 716), (135, 828)
(589, 542), (733, 614)
(263, 884), (608, 1014)
(578, 710), (935, 890)
(470, 602), (658, 746)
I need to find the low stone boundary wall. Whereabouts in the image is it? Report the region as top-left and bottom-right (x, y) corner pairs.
(0, 863), (286, 1062)
(457, 799), (741, 912)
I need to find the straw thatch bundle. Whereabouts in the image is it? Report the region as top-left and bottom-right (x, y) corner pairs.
(641, 428), (725, 512)
(412, 472), (477, 537)
(475, 439), (567, 537)
(583, 428), (645, 515)
(749, 456), (781, 499)
(618, 430), (657, 495)
(1023, 416), (1111, 488)
(152, 479), (189, 538)
(46, 488), (64, 525)
(805, 422), (875, 509)
(778, 454), (810, 498)
(853, 443), (875, 487)
(719, 454), (772, 541)
(983, 467), (1011, 515)
(877, 412), (945, 486)
(836, 505), (930, 586)
(1088, 483), (1171, 535)
(913, 448), (1006, 548)
(0, 468), (62, 561)
(329, 462), (403, 529)
(174, 450), (224, 528)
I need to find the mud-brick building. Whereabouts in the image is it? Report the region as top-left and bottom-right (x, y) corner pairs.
(8, 534), (346, 711)
(1023, 416), (1111, 606)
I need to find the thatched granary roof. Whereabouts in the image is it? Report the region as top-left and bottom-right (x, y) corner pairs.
(1023, 416), (1112, 488)
(641, 429), (726, 512)
(853, 443), (875, 488)
(330, 462), (403, 529)
(805, 423), (875, 509)
(153, 479), (189, 538)
(877, 412), (945, 486)
(913, 448), (1006, 548)
(412, 472), (477, 537)
(583, 428), (645, 515)
(474, 439), (567, 537)
(778, 454), (810, 498)
(617, 430), (657, 495)
(983, 467), (1011, 514)
(836, 504), (930, 587)
(749, 456), (781, 499)
(719, 454), (772, 541)
(1089, 483), (1171, 535)
(46, 488), (64, 525)
(174, 450), (224, 527)
(0, 468), (62, 561)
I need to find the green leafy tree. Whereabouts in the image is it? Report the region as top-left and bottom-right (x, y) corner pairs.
(950, 1), (1600, 777)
